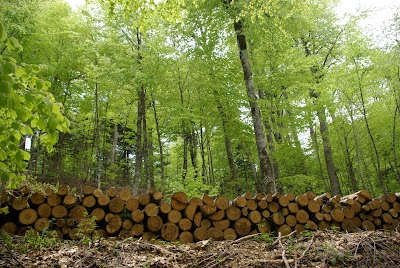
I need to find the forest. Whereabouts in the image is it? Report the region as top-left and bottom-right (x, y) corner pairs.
(1, 0), (400, 199)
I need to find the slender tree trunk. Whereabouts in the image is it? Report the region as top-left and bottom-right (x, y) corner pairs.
(189, 127), (198, 178)
(142, 99), (148, 186)
(309, 123), (329, 191)
(133, 85), (145, 193)
(393, 104), (400, 182)
(233, 19), (275, 193)
(199, 124), (208, 183)
(151, 95), (165, 183)
(206, 133), (214, 185)
(146, 128), (154, 188)
(357, 74), (387, 193)
(315, 107), (342, 195)
(110, 122), (118, 166)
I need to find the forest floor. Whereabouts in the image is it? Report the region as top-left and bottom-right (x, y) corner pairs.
(0, 230), (399, 268)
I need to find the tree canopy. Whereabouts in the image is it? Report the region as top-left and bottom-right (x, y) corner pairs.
(0, 0), (399, 197)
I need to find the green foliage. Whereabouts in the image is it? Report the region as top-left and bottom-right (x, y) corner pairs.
(22, 229), (60, 250)
(76, 212), (98, 245)
(0, 23), (69, 188)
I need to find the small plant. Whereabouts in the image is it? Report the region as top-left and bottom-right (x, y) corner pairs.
(0, 230), (14, 248)
(76, 212), (98, 245)
(23, 229), (60, 250)
(256, 232), (274, 245)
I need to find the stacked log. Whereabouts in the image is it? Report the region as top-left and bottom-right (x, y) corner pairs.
(0, 186), (399, 243)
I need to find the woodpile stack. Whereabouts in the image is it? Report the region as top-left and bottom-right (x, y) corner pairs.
(0, 187), (399, 243)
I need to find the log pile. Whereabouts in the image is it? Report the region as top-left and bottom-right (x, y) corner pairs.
(0, 187), (399, 243)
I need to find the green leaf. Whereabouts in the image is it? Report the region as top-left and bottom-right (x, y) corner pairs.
(0, 81), (11, 94)
(22, 150), (30, 161)
(47, 116), (58, 131)
(35, 79), (44, 89)
(3, 61), (16, 75)
(0, 24), (7, 42)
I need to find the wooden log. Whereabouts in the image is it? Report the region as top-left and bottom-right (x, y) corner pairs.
(106, 214), (122, 235)
(234, 218), (252, 237)
(223, 228), (237, 240)
(241, 207), (249, 217)
(277, 224), (292, 236)
(66, 218), (76, 227)
(68, 228), (80, 240)
(254, 193), (264, 201)
(188, 197), (203, 206)
(107, 187), (118, 198)
(361, 220), (375, 231)
(248, 210), (262, 224)
(313, 212), (325, 222)
(200, 204), (217, 216)
(57, 185), (69, 196)
(19, 208), (38, 225)
(257, 220), (271, 233)
(161, 222), (179, 242)
(208, 209), (225, 221)
(1, 222), (17, 234)
(160, 202), (172, 214)
(208, 227), (224, 240)
(138, 193), (151, 207)
(351, 200), (362, 213)
(178, 218), (192, 231)
(282, 207), (289, 216)
(242, 192), (253, 200)
(44, 187), (54, 197)
(294, 224), (305, 233)
(83, 186), (94, 196)
(380, 201), (390, 211)
(257, 200), (268, 210)
(91, 208), (105, 222)
(315, 193), (331, 201)
(214, 196), (229, 210)
(286, 192), (296, 202)
(381, 213), (393, 224)
(92, 188), (103, 198)
(318, 221), (330, 230)
(272, 212), (285, 226)
(285, 215), (297, 227)
(246, 199), (258, 211)
(126, 197), (140, 212)
(278, 195), (290, 207)
(51, 205), (68, 219)
(109, 197), (125, 214)
(132, 209), (145, 223)
(233, 196), (247, 208)
(122, 219), (133, 230)
(131, 224), (144, 237)
(212, 219), (230, 231)
(30, 192), (46, 205)
(331, 208), (344, 222)
(36, 203), (51, 218)
(321, 203), (332, 213)
(324, 213), (332, 222)
(56, 219), (66, 228)
(144, 203), (159, 217)
(268, 201), (279, 213)
(152, 191), (163, 204)
(226, 206), (241, 222)
(47, 194), (62, 207)
(200, 219), (211, 228)
(305, 192), (316, 200)
(342, 207), (354, 219)
(194, 226), (209, 241)
(179, 231), (194, 243)
(93, 229), (108, 239)
(119, 189), (132, 201)
(288, 202), (299, 214)
(69, 206), (87, 221)
(306, 220), (318, 230)
(295, 209), (309, 224)
(193, 211), (202, 227)
(184, 204), (197, 221)
(63, 195), (77, 208)
(393, 202), (400, 212)
(307, 200), (320, 214)
(261, 210), (270, 219)
(97, 194), (110, 207)
(168, 209), (182, 224)
(382, 194), (397, 203)
(171, 192), (188, 211)
(389, 208), (398, 218)
(34, 218), (51, 232)
(371, 208), (382, 218)
(82, 195), (97, 210)
(147, 215), (163, 233)
(11, 197), (28, 211)
(295, 194), (309, 207)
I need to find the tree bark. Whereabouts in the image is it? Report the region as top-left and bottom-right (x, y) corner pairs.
(133, 85), (145, 193)
(151, 95), (165, 183)
(110, 122), (118, 166)
(315, 107), (342, 196)
(233, 20), (275, 193)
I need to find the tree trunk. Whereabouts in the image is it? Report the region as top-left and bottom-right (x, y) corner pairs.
(110, 122), (118, 166)
(309, 123), (329, 192)
(151, 95), (165, 183)
(199, 124), (208, 183)
(133, 85), (145, 193)
(233, 20), (275, 193)
(189, 127), (198, 178)
(316, 107), (342, 195)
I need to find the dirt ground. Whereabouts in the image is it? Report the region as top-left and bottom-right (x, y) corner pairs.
(1, 230), (399, 268)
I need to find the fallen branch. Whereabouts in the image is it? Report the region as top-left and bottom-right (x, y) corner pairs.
(277, 232), (291, 268)
(230, 233), (260, 244)
(294, 233), (315, 268)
